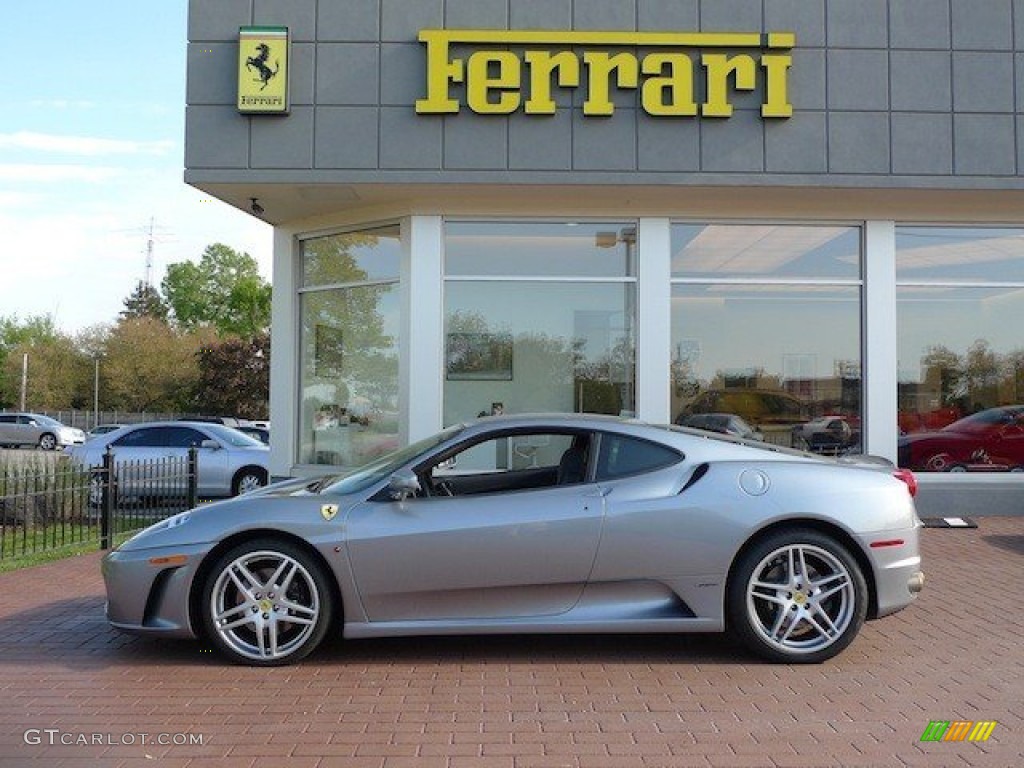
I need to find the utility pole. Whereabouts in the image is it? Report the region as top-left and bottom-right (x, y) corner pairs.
(19, 353), (27, 410)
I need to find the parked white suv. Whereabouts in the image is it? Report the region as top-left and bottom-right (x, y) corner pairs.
(0, 412), (86, 450)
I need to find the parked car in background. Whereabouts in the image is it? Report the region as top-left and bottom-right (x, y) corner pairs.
(86, 423), (125, 440)
(898, 405), (1024, 472)
(675, 412), (763, 441)
(0, 413), (85, 450)
(68, 421), (270, 499)
(236, 425), (270, 445)
(792, 416), (858, 453)
(102, 414), (923, 666)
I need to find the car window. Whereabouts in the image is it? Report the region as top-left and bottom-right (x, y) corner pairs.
(596, 433), (682, 480)
(0, 415), (15, 424)
(112, 427), (167, 448)
(162, 427), (209, 448)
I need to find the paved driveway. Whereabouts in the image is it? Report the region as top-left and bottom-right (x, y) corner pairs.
(0, 518), (1021, 768)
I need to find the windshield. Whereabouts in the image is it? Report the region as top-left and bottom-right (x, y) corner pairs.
(32, 415), (61, 427)
(944, 408), (1019, 433)
(322, 425), (465, 496)
(202, 423), (266, 447)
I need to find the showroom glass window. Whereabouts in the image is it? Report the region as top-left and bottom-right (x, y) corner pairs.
(670, 224), (863, 452)
(896, 227), (1024, 474)
(443, 221), (637, 426)
(297, 225), (401, 467)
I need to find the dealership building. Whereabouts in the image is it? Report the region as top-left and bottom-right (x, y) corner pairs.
(185, 0), (1024, 515)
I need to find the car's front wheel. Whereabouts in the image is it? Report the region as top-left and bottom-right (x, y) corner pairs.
(232, 467), (267, 496)
(200, 538), (333, 665)
(38, 433), (57, 451)
(728, 529), (867, 663)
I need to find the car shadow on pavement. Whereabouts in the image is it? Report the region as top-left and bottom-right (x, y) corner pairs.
(982, 533), (1024, 555)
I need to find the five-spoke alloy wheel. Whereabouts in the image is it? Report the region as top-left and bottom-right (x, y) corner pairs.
(201, 539), (333, 665)
(728, 529), (867, 663)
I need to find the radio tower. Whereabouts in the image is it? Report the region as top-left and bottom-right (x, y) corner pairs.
(144, 217), (155, 287)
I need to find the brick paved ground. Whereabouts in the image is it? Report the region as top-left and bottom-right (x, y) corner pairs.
(0, 518), (1021, 768)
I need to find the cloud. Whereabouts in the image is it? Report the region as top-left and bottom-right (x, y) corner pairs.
(0, 131), (175, 156)
(0, 164), (124, 183)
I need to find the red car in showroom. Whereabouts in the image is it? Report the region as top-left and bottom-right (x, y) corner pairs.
(897, 405), (1024, 472)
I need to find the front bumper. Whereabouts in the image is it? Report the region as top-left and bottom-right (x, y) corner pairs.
(101, 543), (213, 638)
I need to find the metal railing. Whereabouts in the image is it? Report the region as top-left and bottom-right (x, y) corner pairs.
(0, 448), (198, 562)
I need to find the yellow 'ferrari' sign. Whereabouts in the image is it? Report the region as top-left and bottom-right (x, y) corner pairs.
(238, 26), (289, 114)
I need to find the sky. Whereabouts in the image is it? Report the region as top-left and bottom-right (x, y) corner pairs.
(0, 1), (272, 334)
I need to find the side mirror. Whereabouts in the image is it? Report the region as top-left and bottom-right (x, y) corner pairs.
(200, 439), (221, 451)
(388, 470), (421, 500)
(437, 456), (457, 471)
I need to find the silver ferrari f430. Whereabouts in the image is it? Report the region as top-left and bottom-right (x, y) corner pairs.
(102, 414), (924, 666)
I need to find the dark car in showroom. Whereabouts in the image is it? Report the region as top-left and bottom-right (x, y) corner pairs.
(897, 405), (1024, 472)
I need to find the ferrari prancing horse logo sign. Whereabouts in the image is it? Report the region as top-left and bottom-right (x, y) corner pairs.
(320, 504), (339, 522)
(238, 26), (290, 114)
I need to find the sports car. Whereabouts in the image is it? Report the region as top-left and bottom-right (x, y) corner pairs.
(102, 414), (924, 666)
(898, 405), (1024, 472)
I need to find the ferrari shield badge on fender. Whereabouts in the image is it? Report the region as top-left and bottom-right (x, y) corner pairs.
(321, 504), (339, 521)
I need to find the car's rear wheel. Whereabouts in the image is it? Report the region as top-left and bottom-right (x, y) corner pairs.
(728, 529), (867, 663)
(38, 433), (57, 451)
(232, 467), (267, 496)
(201, 539), (333, 666)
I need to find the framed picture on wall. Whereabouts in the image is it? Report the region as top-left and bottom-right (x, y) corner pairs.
(446, 332), (514, 380)
(314, 324), (344, 377)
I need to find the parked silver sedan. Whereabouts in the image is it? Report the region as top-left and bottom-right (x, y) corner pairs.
(0, 412), (86, 450)
(102, 414), (924, 666)
(69, 421), (269, 499)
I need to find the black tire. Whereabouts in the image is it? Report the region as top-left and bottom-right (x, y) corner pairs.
(38, 433), (57, 451)
(727, 529), (867, 664)
(200, 538), (334, 666)
(232, 467), (268, 496)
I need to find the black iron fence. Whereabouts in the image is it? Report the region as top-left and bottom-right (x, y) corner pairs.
(0, 448), (198, 562)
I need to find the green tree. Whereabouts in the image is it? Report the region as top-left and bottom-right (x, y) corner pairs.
(102, 318), (213, 412)
(162, 243), (271, 336)
(0, 314), (63, 407)
(0, 334), (90, 411)
(194, 334), (270, 419)
(120, 281), (170, 322)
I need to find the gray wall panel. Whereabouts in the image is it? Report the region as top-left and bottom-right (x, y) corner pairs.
(637, 114), (700, 172)
(317, 0), (380, 42)
(891, 114), (953, 175)
(789, 49), (826, 111)
(380, 108), (442, 169)
(445, 0), (508, 28)
(573, 0), (636, 31)
(891, 51), (951, 112)
(185, 106), (250, 168)
(637, 0), (698, 32)
(381, 44), (427, 106)
(572, 110), (638, 171)
(444, 116), (508, 169)
(699, 0), (762, 31)
(510, 0), (572, 30)
(315, 107), (380, 169)
(765, 112), (827, 174)
(766, 0), (826, 48)
(189, 0), (250, 42)
(382, 0), (443, 42)
(187, 43), (237, 104)
(828, 113), (890, 174)
(889, 0), (951, 49)
(827, 50), (889, 111)
(826, 0), (888, 48)
(509, 111), (572, 170)
(954, 115), (1016, 175)
(953, 53), (1015, 112)
(253, 0), (315, 41)
(288, 44), (316, 106)
(316, 44), (381, 105)
(700, 111), (765, 173)
(251, 107), (314, 168)
(951, 0), (1013, 50)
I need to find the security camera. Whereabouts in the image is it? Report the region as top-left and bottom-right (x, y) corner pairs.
(249, 197), (264, 216)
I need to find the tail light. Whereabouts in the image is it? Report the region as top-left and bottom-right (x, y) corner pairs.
(893, 468), (918, 497)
